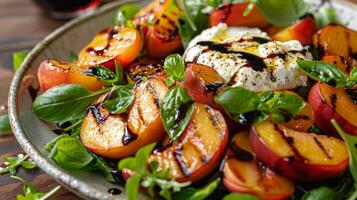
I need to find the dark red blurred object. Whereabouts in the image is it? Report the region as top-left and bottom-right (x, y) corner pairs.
(33, 0), (101, 20)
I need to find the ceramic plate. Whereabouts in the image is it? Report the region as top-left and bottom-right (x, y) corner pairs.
(8, 0), (357, 199)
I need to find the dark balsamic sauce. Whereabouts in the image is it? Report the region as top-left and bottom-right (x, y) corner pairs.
(111, 170), (126, 184)
(196, 41), (267, 72)
(169, 102), (192, 134)
(108, 188), (122, 195)
(237, 111), (262, 125)
(252, 37), (271, 44)
(122, 127), (137, 145)
(85, 27), (119, 56)
(52, 129), (64, 135)
(56, 121), (72, 129)
(205, 83), (225, 95)
(86, 105), (106, 123)
(230, 144), (254, 161)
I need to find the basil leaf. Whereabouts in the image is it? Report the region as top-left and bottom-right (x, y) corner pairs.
(164, 54), (186, 86)
(114, 60), (126, 85)
(0, 114), (11, 133)
(114, 3), (141, 25)
(297, 60), (347, 87)
(302, 186), (337, 200)
(50, 137), (93, 170)
(83, 66), (117, 84)
(90, 154), (115, 183)
(223, 193), (258, 200)
(173, 178), (220, 200)
(13, 51), (29, 71)
(160, 86), (194, 140)
(103, 86), (134, 114)
(256, 0), (310, 26)
(69, 51), (78, 62)
(267, 93), (305, 122)
(331, 120), (357, 182)
(346, 67), (357, 88)
(33, 84), (108, 123)
(126, 175), (142, 200)
(20, 161), (37, 170)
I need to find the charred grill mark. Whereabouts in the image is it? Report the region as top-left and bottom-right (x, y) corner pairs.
(137, 102), (147, 127)
(230, 143), (254, 161)
(122, 126), (137, 145)
(292, 114), (310, 121)
(330, 93), (337, 110)
(273, 123), (308, 162)
(313, 137), (332, 159)
(173, 143), (190, 176)
(191, 136), (208, 163)
(229, 159), (246, 182)
(86, 105), (107, 123)
(146, 82), (161, 108)
(205, 105), (219, 127)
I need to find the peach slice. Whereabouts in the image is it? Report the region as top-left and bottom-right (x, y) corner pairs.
(250, 120), (349, 181)
(308, 82), (357, 136)
(149, 104), (228, 183)
(223, 130), (295, 200)
(80, 78), (167, 159)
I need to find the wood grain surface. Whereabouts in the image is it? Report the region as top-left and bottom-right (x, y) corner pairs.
(0, 0), (357, 199)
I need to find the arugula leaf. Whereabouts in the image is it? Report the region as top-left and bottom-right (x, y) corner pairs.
(163, 54), (186, 87)
(83, 66), (117, 85)
(49, 137), (93, 170)
(32, 84), (110, 123)
(223, 193), (258, 200)
(68, 51), (78, 62)
(297, 60), (347, 87)
(160, 86), (194, 140)
(172, 178), (220, 200)
(114, 3), (141, 25)
(255, 0), (310, 26)
(103, 86), (134, 114)
(0, 114), (11, 133)
(0, 154), (36, 175)
(313, 3), (337, 28)
(11, 175), (61, 200)
(13, 51), (29, 71)
(346, 67), (357, 88)
(215, 87), (305, 125)
(331, 119), (357, 182)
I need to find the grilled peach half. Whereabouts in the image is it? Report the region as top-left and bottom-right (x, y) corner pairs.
(180, 63), (225, 109)
(37, 60), (104, 92)
(272, 16), (317, 45)
(250, 121), (349, 181)
(78, 26), (142, 70)
(223, 130), (295, 200)
(149, 104), (228, 183)
(80, 78), (167, 159)
(308, 82), (357, 136)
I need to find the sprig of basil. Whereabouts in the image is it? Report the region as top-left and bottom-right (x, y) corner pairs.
(347, 67), (357, 88)
(0, 114), (11, 133)
(114, 3), (141, 25)
(160, 86), (194, 140)
(172, 178), (220, 200)
(214, 87), (305, 124)
(83, 66), (117, 85)
(13, 50), (29, 71)
(103, 85), (135, 114)
(163, 54), (186, 87)
(297, 60), (348, 87)
(32, 84), (110, 123)
(0, 154), (36, 175)
(255, 0), (310, 26)
(223, 193), (258, 200)
(301, 180), (352, 200)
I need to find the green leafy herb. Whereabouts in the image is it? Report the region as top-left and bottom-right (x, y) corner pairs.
(103, 85), (134, 114)
(0, 114), (11, 133)
(0, 154), (36, 175)
(13, 51), (29, 71)
(49, 137), (93, 170)
(114, 3), (141, 25)
(331, 119), (357, 182)
(32, 84), (110, 123)
(68, 51), (78, 62)
(301, 181), (351, 200)
(346, 67), (357, 88)
(255, 0), (310, 26)
(172, 178), (220, 200)
(160, 86), (194, 140)
(163, 54), (186, 87)
(313, 3), (337, 28)
(215, 87), (305, 124)
(119, 143), (191, 200)
(83, 66), (117, 85)
(11, 175), (61, 200)
(297, 60), (347, 87)
(223, 193), (258, 200)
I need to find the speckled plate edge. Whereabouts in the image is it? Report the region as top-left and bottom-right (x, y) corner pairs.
(8, 1), (141, 199)
(7, 0), (357, 200)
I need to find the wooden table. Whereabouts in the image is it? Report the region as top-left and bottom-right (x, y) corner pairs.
(1, 0), (357, 199)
